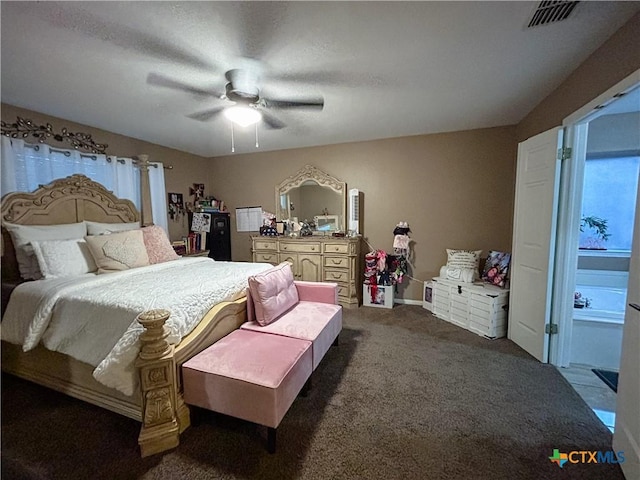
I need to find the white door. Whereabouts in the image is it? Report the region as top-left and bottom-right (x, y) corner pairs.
(509, 127), (563, 362)
(613, 181), (640, 478)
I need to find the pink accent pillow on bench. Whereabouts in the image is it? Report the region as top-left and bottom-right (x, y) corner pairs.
(247, 262), (299, 326)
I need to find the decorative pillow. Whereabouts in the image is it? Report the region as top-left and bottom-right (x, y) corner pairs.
(247, 262), (299, 326)
(141, 225), (180, 264)
(85, 220), (141, 236)
(31, 239), (97, 278)
(443, 266), (476, 283)
(84, 229), (150, 274)
(481, 251), (511, 288)
(4, 222), (87, 280)
(446, 249), (482, 281)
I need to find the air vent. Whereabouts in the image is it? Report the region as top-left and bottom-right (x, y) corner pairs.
(528, 1), (579, 28)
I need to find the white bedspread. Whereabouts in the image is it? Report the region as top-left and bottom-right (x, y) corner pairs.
(1, 258), (272, 395)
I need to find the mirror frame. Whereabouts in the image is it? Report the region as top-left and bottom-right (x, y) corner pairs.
(275, 165), (347, 231)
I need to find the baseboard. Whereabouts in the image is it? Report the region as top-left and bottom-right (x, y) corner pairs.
(394, 298), (422, 306)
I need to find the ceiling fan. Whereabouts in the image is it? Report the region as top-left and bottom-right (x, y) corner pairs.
(147, 68), (324, 130)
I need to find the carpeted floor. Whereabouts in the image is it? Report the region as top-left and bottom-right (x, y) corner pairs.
(1, 305), (623, 480)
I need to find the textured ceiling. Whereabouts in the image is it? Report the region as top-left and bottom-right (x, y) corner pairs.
(1, 1), (639, 157)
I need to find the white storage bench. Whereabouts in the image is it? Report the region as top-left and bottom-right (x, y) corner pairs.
(432, 276), (509, 339)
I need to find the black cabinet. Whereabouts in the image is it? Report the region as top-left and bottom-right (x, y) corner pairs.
(188, 212), (232, 260)
(205, 213), (231, 261)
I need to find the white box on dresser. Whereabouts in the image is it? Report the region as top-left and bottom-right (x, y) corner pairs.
(432, 277), (509, 339)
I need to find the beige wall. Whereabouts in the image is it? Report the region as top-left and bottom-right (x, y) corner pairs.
(1, 103), (208, 241)
(208, 126), (517, 301)
(517, 12), (640, 142)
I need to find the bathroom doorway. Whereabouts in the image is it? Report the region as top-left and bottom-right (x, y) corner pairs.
(571, 110), (639, 372)
(556, 81), (639, 432)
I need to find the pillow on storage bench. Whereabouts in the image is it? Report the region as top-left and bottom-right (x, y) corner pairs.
(247, 262), (299, 326)
(444, 248), (482, 283)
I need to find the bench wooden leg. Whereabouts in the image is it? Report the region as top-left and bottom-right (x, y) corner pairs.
(267, 427), (277, 453)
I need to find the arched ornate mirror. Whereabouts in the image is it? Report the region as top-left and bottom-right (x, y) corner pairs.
(275, 165), (346, 232)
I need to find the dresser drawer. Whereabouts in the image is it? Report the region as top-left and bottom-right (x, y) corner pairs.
(324, 269), (349, 283)
(324, 256), (349, 269)
(324, 243), (349, 254)
(279, 242), (320, 253)
(337, 284), (349, 299)
(253, 239), (277, 251)
(254, 252), (278, 264)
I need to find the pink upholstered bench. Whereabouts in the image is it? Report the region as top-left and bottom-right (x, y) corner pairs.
(182, 329), (312, 453)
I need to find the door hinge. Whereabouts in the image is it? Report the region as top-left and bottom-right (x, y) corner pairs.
(545, 323), (559, 335)
(557, 147), (572, 161)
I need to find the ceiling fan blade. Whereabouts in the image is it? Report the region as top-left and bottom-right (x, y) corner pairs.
(41, 4), (214, 70)
(260, 111), (286, 130)
(263, 98), (324, 111)
(147, 73), (224, 98)
(187, 106), (226, 122)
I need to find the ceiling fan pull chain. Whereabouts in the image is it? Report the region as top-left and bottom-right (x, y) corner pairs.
(231, 122), (235, 153)
(255, 123), (259, 148)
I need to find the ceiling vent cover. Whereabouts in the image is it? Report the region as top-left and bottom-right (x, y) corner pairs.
(528, 1), (579, 28)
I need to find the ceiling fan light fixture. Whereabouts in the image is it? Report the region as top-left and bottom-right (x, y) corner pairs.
(223, 106), (262, 127)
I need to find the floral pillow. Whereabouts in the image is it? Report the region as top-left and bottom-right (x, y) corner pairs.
(141, 225), (180, 264)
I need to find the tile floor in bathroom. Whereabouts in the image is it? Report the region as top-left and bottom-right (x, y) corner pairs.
(558, 363), (617, 432)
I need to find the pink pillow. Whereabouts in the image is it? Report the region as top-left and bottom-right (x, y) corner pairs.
(141, 226), (180, 264)
(248, 262), (299, 326)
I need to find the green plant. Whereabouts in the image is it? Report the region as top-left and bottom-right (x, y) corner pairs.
(580, 215), (610, 241)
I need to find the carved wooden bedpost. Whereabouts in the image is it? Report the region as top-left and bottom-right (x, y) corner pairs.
(135, 154), (154, 227)
(136, 309), (190, 457)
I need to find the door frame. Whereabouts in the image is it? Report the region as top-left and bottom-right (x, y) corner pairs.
(550, 69), (640, 366)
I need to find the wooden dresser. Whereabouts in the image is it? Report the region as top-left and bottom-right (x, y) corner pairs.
(251, 235), (361, 308)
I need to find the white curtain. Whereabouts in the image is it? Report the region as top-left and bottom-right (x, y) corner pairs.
(1, 137), (168, 232)
(149, 162), (168, 233)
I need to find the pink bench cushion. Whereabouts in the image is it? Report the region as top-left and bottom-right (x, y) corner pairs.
(247, 262), (299, 326)
(182, 329), (312, 429)
(241, 301), (342, 370)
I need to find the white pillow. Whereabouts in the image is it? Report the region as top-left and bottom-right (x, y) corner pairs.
(31, 239), (97, 279)
(4, 222), (88, 280)
(446, 249), (482, 280)
(85, 220), (141, 236)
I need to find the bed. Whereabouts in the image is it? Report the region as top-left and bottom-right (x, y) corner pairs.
(1, 173), (271, 456)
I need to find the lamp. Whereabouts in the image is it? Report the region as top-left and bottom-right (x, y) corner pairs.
(223, 106), (262, 127)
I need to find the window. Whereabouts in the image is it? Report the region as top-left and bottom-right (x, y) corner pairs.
(1, 137), (168, 232)
(580, 156), (639, 251)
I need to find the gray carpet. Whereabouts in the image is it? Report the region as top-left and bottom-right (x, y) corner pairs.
(1, 305), (623, 479)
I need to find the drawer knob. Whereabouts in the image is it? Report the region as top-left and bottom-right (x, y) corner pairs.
(283, 246), (287, 250)
(312, 246), (316, 251)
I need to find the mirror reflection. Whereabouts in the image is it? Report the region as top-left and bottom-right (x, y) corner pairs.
(275, 165), (346, 233)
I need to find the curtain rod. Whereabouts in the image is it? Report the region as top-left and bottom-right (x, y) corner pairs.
(23, 143), (173, 167)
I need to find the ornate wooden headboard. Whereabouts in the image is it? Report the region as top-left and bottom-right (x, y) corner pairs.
(1, 174), (140, 281)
